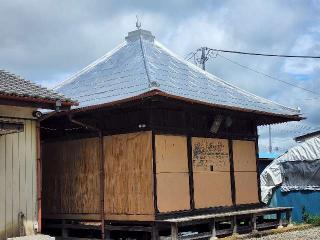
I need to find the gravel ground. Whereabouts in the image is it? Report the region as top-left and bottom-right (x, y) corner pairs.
(246, 226), (320, 240)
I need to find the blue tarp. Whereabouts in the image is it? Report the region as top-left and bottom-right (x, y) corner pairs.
(270, 188), (320, 222)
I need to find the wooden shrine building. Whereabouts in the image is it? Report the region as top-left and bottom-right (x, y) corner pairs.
(40, 29), (302, 239)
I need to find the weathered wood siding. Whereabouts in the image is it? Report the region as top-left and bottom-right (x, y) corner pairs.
(104, 131), (154, 221)
(42, 138), (100, 215)
(0, 117), (37, 240)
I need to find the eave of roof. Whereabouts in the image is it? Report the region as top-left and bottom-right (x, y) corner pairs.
(51, 89), (303, 124)
(0, 93), (77, 110)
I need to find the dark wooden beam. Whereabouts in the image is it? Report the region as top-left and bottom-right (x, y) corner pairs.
(228, 139), (236, 206)
(187, 136), (195, 210)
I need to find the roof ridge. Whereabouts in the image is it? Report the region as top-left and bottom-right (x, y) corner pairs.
(138, 34), (153, 88)
(154, 41), (300, 114)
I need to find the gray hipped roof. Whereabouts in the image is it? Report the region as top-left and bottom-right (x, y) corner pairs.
(0, 69), (74, 104)
(54, 29), (300, 117)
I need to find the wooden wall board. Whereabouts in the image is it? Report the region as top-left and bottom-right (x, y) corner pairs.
(0, 118), (37, 240)
(42, 137), (100, 215)
(156, 173), (190, 212)
(192, 138), (230, 172)
(104, 131), (154, 220)
(105, 214), (155, 221)
(155, 135), (188, 173)
(0, 105), (36, 119)
(18, 129), (27, 234)
(25, 120), (36, 235)
(193, 172), (232, 209)
(0, 135), (6, 240)
(232, 140), (256, 172)
(234, 172), (259, 205)
(5, 133), (13, 238)
(12, 132), (19, 237)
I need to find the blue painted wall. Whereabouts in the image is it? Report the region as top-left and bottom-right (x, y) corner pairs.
(270, 188), (320, 222)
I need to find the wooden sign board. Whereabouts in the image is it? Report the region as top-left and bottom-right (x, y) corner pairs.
(192, 137), (230, 172)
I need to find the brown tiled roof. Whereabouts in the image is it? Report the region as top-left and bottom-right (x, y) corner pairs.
(0, 69), (75, 105)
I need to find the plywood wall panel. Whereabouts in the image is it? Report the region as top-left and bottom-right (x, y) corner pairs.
(42, 137), (100, 215)
(234, 172), (259, 204)
(232, 140), (259, 205)
(193, 172), (232, 208)
(192, 138), (230, 172)
(233, 140), (256, 172)
(155, 135), (188, 173)
(104, 132), (154, 220)
(191, 137), (232, 209)
(156, 173), (190, 212)
(155, 134), (190, 212)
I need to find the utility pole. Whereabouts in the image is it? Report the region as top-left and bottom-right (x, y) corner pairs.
(200, 47), (208, 70)
(269, 125), (272, 153)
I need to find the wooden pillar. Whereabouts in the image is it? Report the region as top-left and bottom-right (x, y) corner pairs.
(171, 223), (178, 240)
(277, 212), (283, 228)
(105, 230), (111, 240)
(99, 131), (105, 239)
(61, 220), (68, 238)
(286, 210), (292, 226)
(232, 216), (237, 234)
(187, 136), (195, 209)
(151, 224), (159, 240)
(228, 140), (236, 205)
(36, 121), (42, 233)
(252, 214), (257, 233)
(210, 219), (217, 239)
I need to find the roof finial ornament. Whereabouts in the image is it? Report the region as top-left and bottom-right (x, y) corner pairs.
(136, 15), (141, 30)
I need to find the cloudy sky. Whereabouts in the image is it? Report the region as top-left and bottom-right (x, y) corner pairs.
(1, 0), (320, 153)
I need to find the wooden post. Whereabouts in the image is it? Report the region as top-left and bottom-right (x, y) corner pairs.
(152, 224), (159, 240)
(228, 140), (236, 206)
(210, 219), (217, 239)
(36, 121), (42, 233)
(277, 212), (283, 228)
(252, 214), (257, 233)
(232, 216), (237, 234)
(61, 220), (68, 238)
(286, 210), (292, 226)
(105, 230), (111, 240)
(171, 223), (178, 240)
(99, 131), (105, 239)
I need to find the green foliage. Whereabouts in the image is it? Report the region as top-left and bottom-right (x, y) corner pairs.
(305, 215), (320, 226)
(302, 206), (320, 226)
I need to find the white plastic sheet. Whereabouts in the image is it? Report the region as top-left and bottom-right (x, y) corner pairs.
(260, 136), (320, 203)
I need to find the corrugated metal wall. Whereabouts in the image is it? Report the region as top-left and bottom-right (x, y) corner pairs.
(0, 119), (37, 240)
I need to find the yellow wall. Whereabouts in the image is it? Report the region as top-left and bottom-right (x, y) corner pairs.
(0, 105), (38, 239)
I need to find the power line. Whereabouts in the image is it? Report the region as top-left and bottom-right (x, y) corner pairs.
(217, 53), (320, 97)
(204, 47), (320, 59)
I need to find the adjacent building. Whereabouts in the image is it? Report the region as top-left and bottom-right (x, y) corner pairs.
(0, 70), (75, 240)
